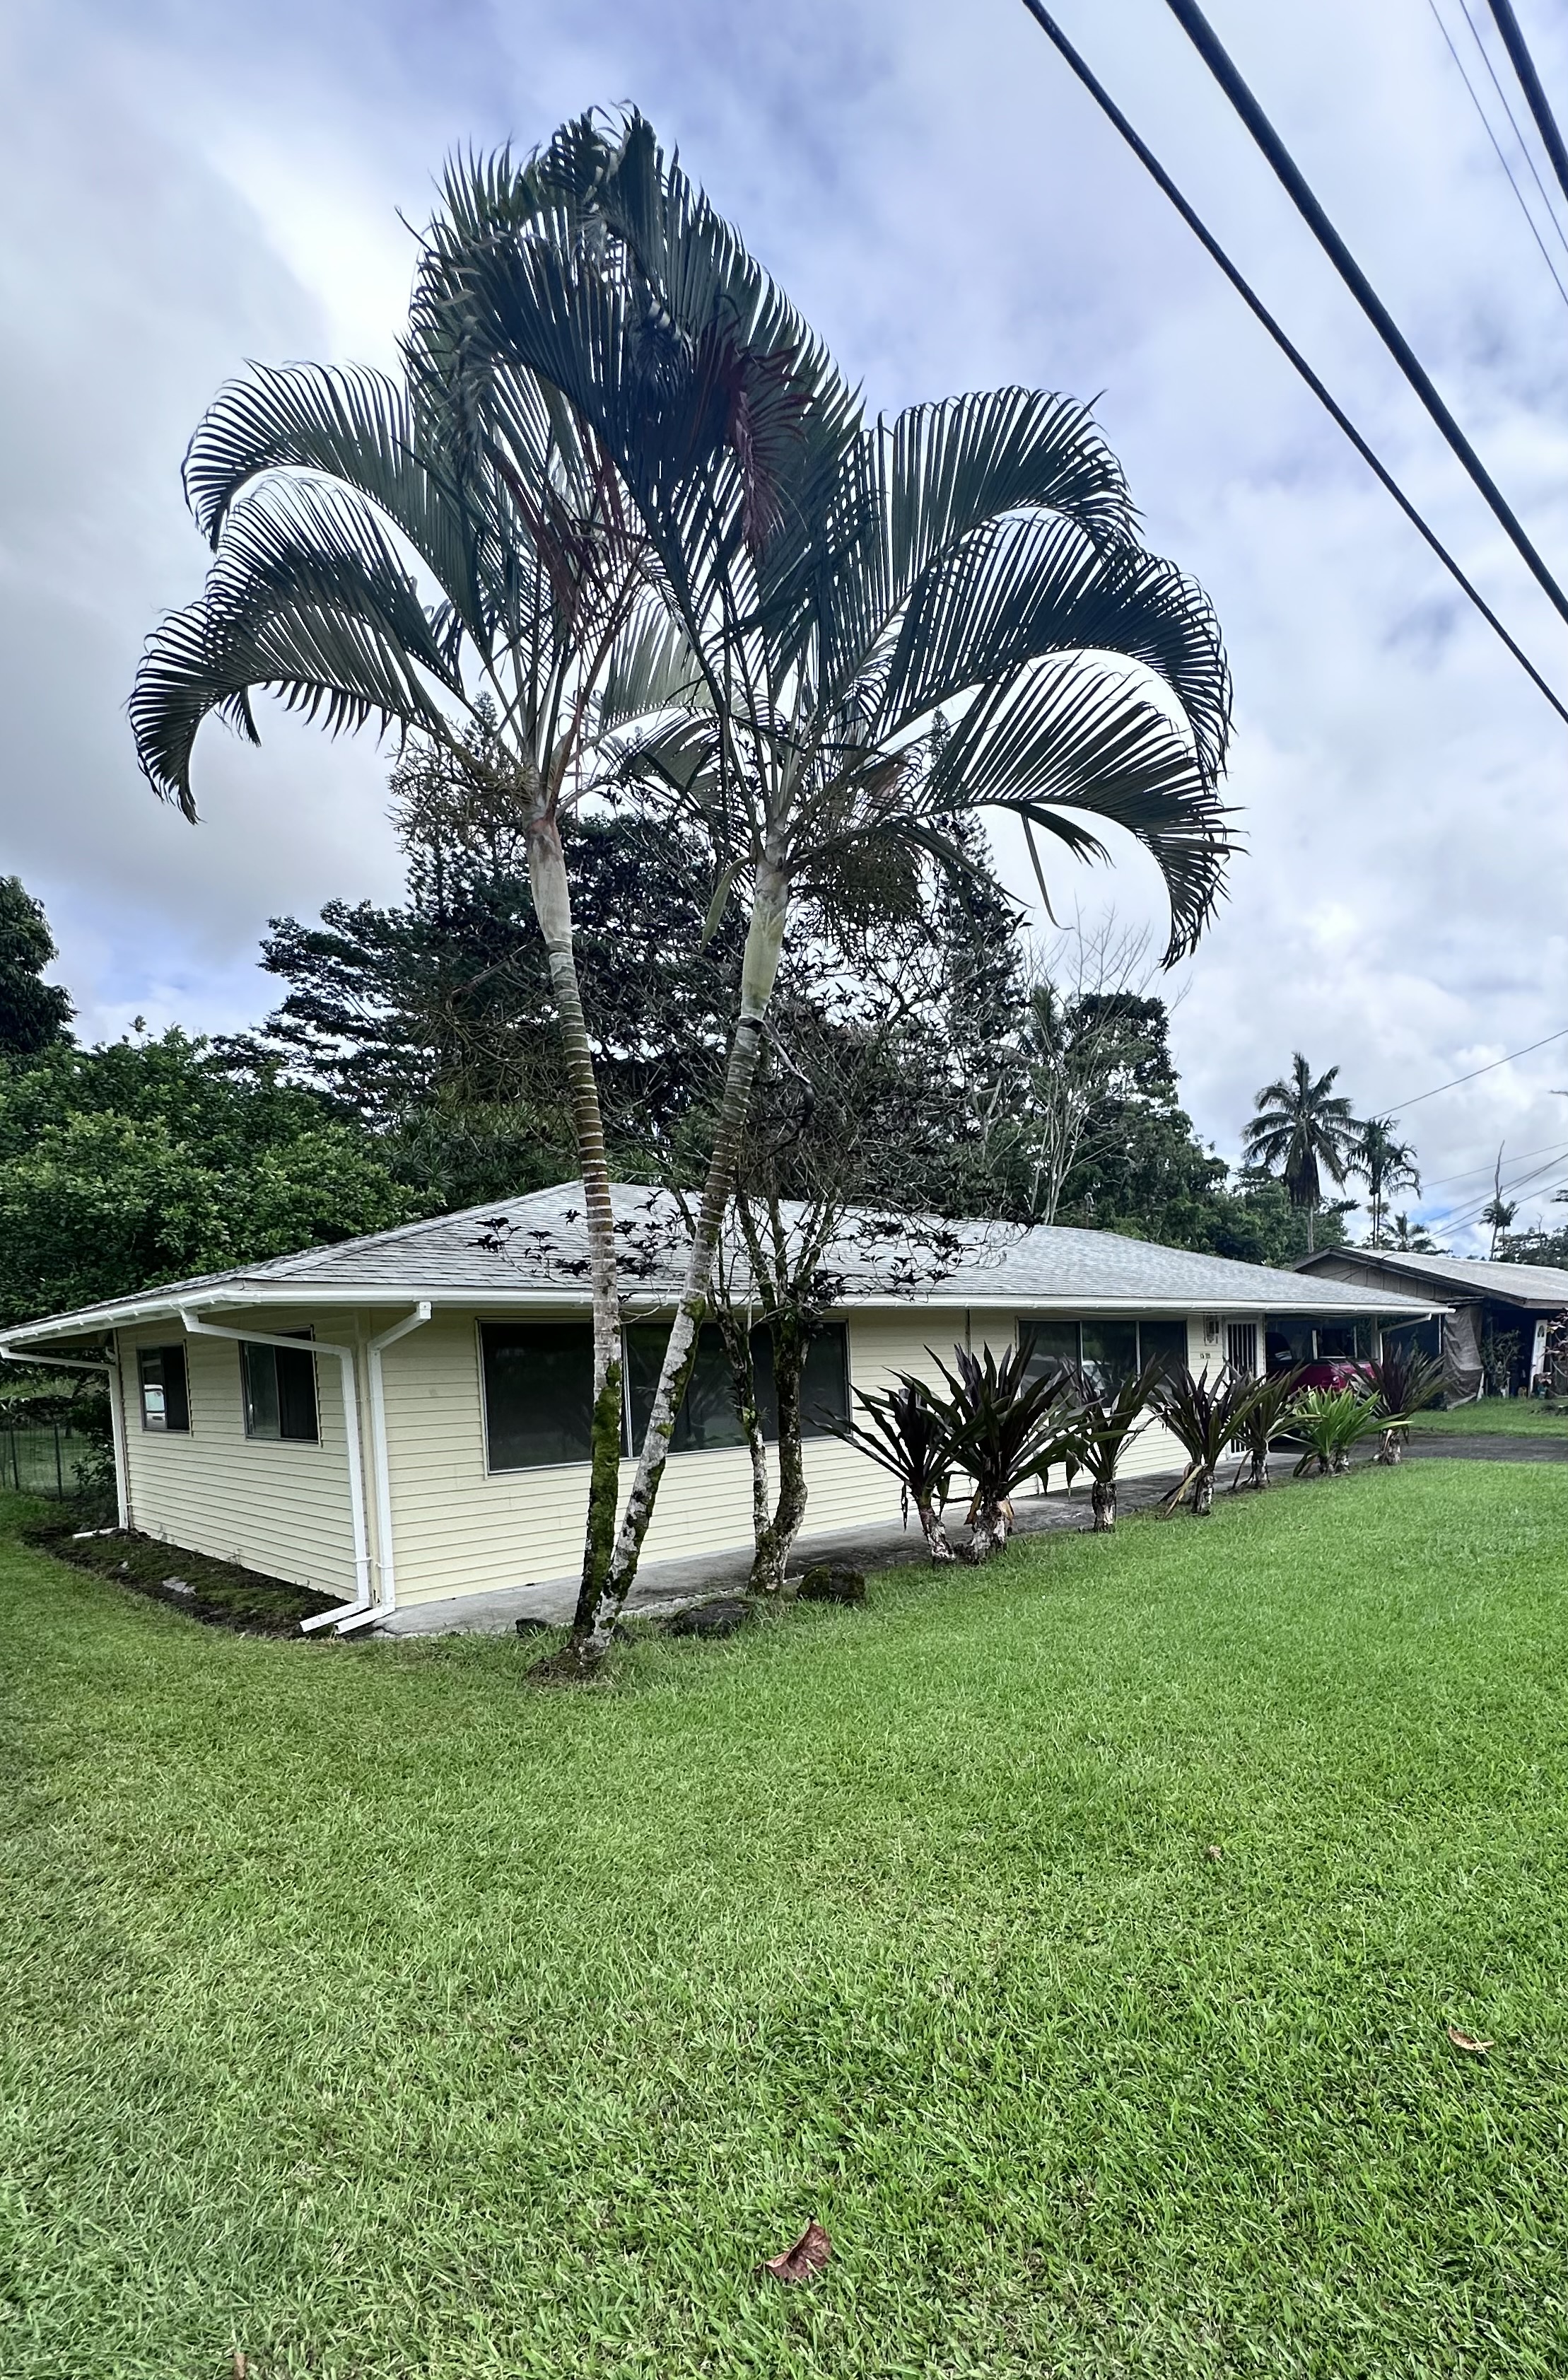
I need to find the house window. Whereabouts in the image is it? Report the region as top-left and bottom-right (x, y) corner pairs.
(1138, 1319), (1188, 1377)
(241, 1336), (320, 1444)
(626, 1321), (850, 1452)
(481, 1322), (595, 1471)
(756, 1324), (850, 1441)
(1021, 1317), (1190, 1385)
(1080, 1319), (1139, 1394)
(138, 1344), (189, 1433)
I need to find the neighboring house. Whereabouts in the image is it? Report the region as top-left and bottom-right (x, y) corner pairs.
(1, 1185), (1439, 1634)
(1297, 1246), (1568, 1401)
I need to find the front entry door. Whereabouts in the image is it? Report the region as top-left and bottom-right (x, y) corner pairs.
(1226, 1322), (1258, 1377)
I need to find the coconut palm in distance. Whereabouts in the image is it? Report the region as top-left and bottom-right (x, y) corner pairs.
(1355, 1116), (1420, 1249)
(1243, 1054), (1361, 1254)
(428, 115), (1236, 1655)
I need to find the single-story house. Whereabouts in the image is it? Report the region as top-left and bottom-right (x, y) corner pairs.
(1296, 1246), (1568, 1401)
(1, 1186), (1441, 1634)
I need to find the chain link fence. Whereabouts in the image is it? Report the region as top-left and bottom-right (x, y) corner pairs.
(0, 1424), (100, 1499)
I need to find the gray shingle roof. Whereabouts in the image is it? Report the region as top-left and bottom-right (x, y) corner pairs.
(1299, 1246), (1568, 1309)
(2, 1183), (1441, 1346)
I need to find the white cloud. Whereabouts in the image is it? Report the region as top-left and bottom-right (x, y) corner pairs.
(6, 0), (1568, 1246)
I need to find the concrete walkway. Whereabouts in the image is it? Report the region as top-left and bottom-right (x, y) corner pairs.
(379, 1468), (1188, 1637)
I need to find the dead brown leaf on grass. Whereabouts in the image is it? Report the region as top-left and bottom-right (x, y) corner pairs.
(1446, 2026), (1494, 2054)
(762, 2218), (831, 2282)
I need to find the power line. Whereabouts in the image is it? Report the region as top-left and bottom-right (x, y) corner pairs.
(1012, 1), (1568, 730)
(1421, 1135), (1568, 1186)
(1428, 0), (1568, 310)
(1386, 1025), (1568, 1112)
(1162, 0), (1568, 636)
(1457, 0), (1568, 259)
(1484, 0), (1568, 214)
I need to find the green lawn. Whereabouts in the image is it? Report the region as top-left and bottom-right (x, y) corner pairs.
(1405, 1397), (1568, 1437)
(3, 1468), (1567, 2379)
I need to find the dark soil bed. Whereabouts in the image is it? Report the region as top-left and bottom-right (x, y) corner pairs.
(21, 1510), (339, 1633)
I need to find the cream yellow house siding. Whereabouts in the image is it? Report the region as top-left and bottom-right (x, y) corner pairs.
(108, 1301), (1219, 1609)
(117, 1314), (361, 1596)
(377, 1305), (1200, 1607)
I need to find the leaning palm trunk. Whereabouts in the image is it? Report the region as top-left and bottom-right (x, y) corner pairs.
(565, 857), (790, 1662)
(527, 817), (626, 1627)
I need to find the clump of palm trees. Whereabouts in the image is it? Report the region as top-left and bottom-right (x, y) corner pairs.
(836, 1337), (1442, 1558)
(1242, 1056), (1422, 1253)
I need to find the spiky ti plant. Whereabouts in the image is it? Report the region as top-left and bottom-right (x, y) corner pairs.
(1150, 1363), (1270, 1516)
(829, 1377), (956, 1563)
(1229, 1365), (1306, 1492)
(928, 1343), (1083, 1563)
(1289, 1387), (1384, 1478)
(1062, 1359), (1164, 1531)
(1364, 1343), (1444, 1464)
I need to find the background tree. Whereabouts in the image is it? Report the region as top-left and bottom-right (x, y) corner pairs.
(1241, 1054), (1360, 1254)
(1353, 1115), (1420, 1250)
(1389, 1210), (1445, 1254)
(0, 1029), (414, 1327)
(0, 877), (73, 1056)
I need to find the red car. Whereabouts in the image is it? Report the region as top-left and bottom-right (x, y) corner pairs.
(1285, 1358), (1376, 1394)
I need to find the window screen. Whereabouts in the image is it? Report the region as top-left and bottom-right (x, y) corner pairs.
(241, 1338), (320, 1443)
(1137, 1319), (1188, 1377)
(481, 1323), (595, 1470)
(1081, 1319), (1139, 1394)
(627, 1320), (850, 1452)
(626, 1323), (747, 1453)
(753, 1324), (850, 1440)
(138, 1344), (189, 1433)
(1020, 1319), (1079, 1382)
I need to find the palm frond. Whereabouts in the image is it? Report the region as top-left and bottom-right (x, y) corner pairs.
(130, 479), (464, 815)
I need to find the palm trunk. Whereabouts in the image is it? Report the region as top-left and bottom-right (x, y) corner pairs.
(571, 849), (791, 1660)
(1376, 1425), (1405, 1466)
(964, 1493), (1012, 1563)
(750, 1317), (809, 1597)
(1090, 1476), (1116, 1532)
(1306, 1205), (1316, 1255)
(525, 817), (623, 1648)
(1248, 1446), (1270, 1490)
(916, 1498), (956, 1563)
(1191, 1464), (1215, 1516)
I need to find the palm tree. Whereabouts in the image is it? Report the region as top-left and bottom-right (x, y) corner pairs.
(427, 116), (1236, 1654)
(1354, 1116), (1420, 1249)
(1242, 1054), (1360, 1254)
(1389, 1211), (1444, 1254)
(127, 156), (732, 1626)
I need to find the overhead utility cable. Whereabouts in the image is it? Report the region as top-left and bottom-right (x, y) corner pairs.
(1428, 0), (1568, 308)
(1013, 1), (1568, 728)
(1457, 0), (1568, 258)
(1484, 0), (1568, 211)
(1386, 1022), (1568, 1112)
(1162, 0), (1568, 635)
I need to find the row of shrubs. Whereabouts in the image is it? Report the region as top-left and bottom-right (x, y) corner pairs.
(829, 1343), (1444, 1565)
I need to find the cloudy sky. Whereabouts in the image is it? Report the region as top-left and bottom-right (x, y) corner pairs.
(5, 0), (1568, 1246)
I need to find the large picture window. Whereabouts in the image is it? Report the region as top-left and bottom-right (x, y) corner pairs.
(1021, 1317), (1188, 1387)
(481, 1322), (595, 1471)
(137, 1344), (189, 1433)
(626, 1321), (850, 1454)
(241, 1337), (320, 1444)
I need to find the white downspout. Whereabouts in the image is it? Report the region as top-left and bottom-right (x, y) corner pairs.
(179, 1307), (373, 1628)
(332, 1302), (432, 1637)
(0, 1342), (130, 1528)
